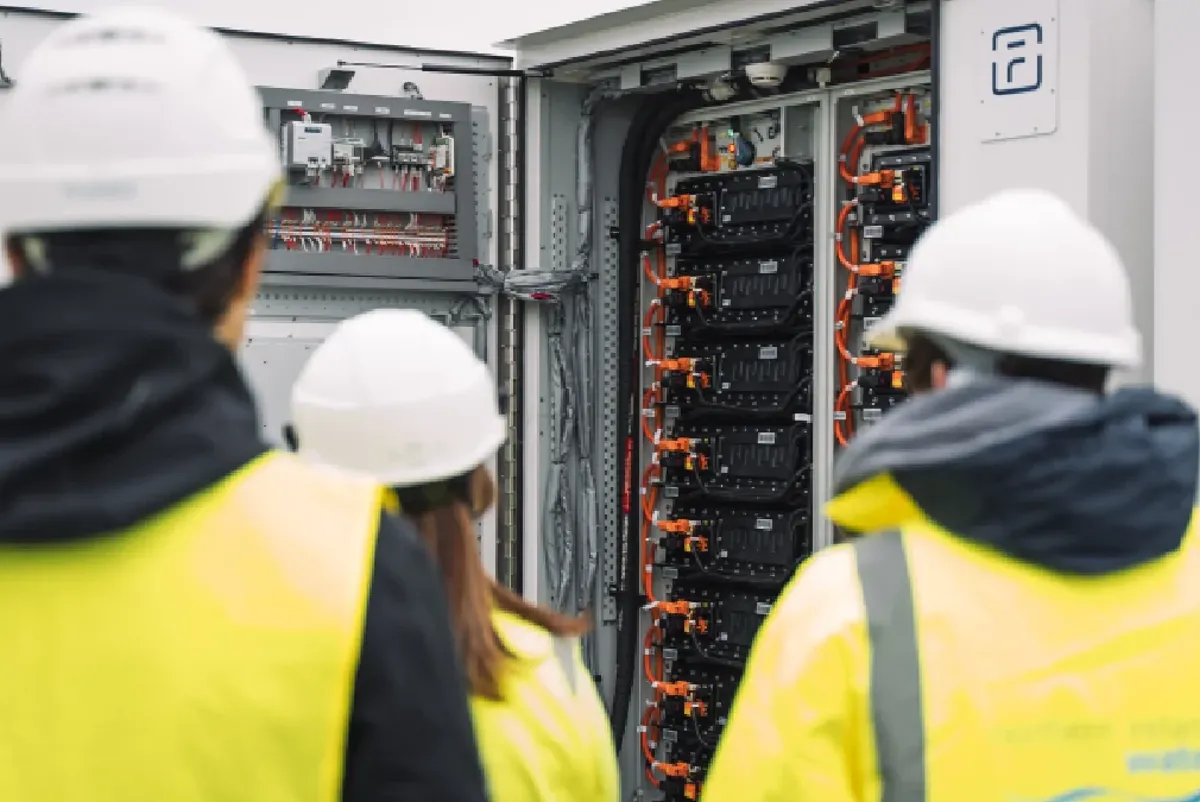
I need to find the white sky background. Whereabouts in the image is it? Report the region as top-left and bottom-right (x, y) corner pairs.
(8, 0), (660, 53)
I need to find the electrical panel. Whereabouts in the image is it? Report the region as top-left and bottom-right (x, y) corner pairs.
(638, 134), (816, 799)
(621, 48), (936, 796)
(834, 90), (934, 448)
(257, 87), (479, 282)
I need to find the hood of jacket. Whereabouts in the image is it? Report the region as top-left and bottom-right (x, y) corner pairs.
(0, 268), (267, 544)
(827, 376), (1199, 574)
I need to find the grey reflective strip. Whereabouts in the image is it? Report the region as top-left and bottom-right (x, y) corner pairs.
(854, 530), (926, 802)
(551, 635), (578, 693)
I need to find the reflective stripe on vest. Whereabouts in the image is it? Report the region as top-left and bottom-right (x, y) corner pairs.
(854, 530), (927, 802)
(551, 634), (578, 693)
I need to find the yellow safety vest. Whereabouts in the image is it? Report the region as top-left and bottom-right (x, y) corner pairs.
(703, 472), (1200, 802)
(0, 451), (383, 802)
(472, 609), (619, 802)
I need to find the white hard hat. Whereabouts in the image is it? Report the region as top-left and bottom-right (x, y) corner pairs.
(291, 309), (507, 487)
(866, 188), (1141, 368)
(0, 6), (280, 234)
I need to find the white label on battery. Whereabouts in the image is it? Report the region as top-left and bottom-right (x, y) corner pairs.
(319, 102), (336, 110)
(863, 225), (884, 239)
(755, 518), (773, 531)
(758, 175), (778, 189)
(342, 105), (359, 112)
(759, 260), (778, 274)
(759, 346), (778, 360)
(757, 431), (777, 445)
(375, 106), (391, 114)
(755, 602), (772, 616)
(286, 100), (304, 107)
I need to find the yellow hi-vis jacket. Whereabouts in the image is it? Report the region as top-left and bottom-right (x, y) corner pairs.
(0, 452), (383, 802)
(702, 478), (1200, 802)
(473, 608), (619, 802)
(704, 376), (1200, 802)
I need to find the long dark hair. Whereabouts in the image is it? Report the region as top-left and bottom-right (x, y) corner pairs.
(405, 467), (589, 701)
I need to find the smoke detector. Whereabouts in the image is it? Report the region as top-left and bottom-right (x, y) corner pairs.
(744, 62), (788, 88)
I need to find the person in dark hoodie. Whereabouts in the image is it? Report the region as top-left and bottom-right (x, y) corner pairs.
(0, 8), (488, 802)
(703, 188), (1200, 802)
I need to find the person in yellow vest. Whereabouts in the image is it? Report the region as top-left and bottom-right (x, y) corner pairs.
(0, 8), (488, 802)
(289, 308), (620, 802)
(703, 189), (1200, 802)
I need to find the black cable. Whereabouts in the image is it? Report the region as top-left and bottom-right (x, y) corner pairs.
(691, 375), (812, 418)
(613, 97), (668, 752)
(690, 707), (718, 749)
(681, 243), (813, 334)
(688, 628), (745, 670)
(692, 290), (813, 334)
(682, 160), (814, 251)
(686, 546), (789, 587)
(686, 465), (810, 506)
(691, 201), (813, 249)
(612, 87), (709, 753)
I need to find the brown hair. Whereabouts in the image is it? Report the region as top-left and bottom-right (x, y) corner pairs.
(409, 467), (590, 701)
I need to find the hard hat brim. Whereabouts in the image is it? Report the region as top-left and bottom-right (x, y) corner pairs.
(300, 412), (509, 490)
